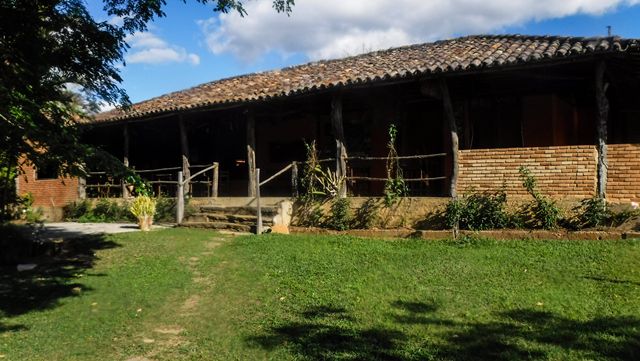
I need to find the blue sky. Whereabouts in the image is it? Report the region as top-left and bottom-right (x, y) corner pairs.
(88, 0), (640, 106)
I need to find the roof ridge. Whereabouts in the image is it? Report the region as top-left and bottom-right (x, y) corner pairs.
(95, 34), (640, 122)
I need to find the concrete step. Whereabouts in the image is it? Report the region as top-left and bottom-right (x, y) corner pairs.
(199, 205), (278, 217)
(178, 221), (256, 233)
(185, 212), (273, 225)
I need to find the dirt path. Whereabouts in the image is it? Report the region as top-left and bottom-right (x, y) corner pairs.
(125, 236), (231, 361)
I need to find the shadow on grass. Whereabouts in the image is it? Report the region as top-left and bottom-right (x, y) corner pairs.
(248, 300), (640, 360)
(0, 228), (119, 331)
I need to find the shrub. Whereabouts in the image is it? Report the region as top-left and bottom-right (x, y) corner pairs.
(518, 167), (560, 230)
(326, 198), (351, 231)
(573, 197), (608, 229)
(445, 190), (509, 231)
(154, 197), (177, 223)
(64, 199), (134, 223)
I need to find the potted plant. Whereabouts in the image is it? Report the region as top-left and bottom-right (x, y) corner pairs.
(129, 195), (156, 231)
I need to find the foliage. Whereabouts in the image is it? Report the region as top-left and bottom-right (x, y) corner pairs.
(0, 162), (17, 220)
(383, 124), (408, 206)
(326, 198), (351, 231)
(316, 167), (346, 198)
(129, 195), (156, 218)
(63, 199), (135, 223)
(445, 190), (509, 230)
(518, 167), (561, 230)
(125, 173), (153, 197)
(573, 197), (608, 229)
(0, 0), (294, 218)
(571, 197), (640, 229)
(154, 197), (177, 223)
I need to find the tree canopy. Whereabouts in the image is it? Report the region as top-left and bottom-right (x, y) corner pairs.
(0, 0), (293, 217)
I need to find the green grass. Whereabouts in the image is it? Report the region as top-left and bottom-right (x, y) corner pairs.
(1, 229), (639, 360)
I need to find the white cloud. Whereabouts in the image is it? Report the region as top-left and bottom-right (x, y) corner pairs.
(125, 31), (200, 65)
(199, 0), (640, 61)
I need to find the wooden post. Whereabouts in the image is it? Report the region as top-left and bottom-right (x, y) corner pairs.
(122, 123), (131, 198)
(595, 61), (609, 200)
(331, 94), (348, 198)
(247, 111), (257, 197)
(177, 171), (184, 224)
(291, 161), (298, 198)
(178, 116), (191, 195)
(440, 78), (460, 238)
(212, 162), (219, 198)
(256, 168), (263, 235)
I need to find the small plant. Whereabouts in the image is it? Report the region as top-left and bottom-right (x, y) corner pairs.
(125, 173), (153, 197)
(573, 197), (608, 229)
(129, 195), (157, 231)
(518, 167), (560, 230)
(445, 190), (509, 230)
(301, 140), (323, 201)
(384, 124), (407, 206)
(326, 197), (351, 231)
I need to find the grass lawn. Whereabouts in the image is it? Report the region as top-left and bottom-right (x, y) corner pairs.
(1, 229), (639, 360)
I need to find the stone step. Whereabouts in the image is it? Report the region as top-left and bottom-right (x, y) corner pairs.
(185, 212), (273, 225)
(178, 221), (257, 233)
(199, 205), (278, 217)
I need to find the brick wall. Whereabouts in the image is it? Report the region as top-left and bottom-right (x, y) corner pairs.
(17, 163), (80, 208)
(607, 144), (640, 202)
(458, 146), (597, 198)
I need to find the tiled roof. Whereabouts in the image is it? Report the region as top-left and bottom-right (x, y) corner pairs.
(94, 34), (640, 123)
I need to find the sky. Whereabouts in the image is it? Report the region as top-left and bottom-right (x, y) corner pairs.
(88, 0), (640, 107)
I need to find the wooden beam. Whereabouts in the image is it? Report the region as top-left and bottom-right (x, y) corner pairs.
(331, 94), (348, 198)
(122, 123), (131, 198)
(178, 116), (191, 195)
(595, 60), (609, 200)
(440, 78), (460, 239)
(246, 110), (257, 197)
(440, 78), (459, 199)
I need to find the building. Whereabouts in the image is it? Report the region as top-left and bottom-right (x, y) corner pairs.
(18, 35), (640, 219)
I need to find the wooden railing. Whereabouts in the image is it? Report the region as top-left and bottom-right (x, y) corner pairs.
(86, 163), (219, 198)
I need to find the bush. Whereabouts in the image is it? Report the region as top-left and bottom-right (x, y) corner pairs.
(155, 197), (177, 223)
(326, 198), (351, 231)
(445, 190), (509, 231)
(573, 197), (608, 229)
(518, 167), (561, 230)
(64, 199), (134, 223)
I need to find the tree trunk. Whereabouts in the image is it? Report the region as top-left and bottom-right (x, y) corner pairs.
(122, 123), (131, 198)
(331, 94), (348, 198)
(440, 78), (460, 239)
(595, 61), (609, 200)
(246, 111), (257, 197)
(178, 116), (191, 195)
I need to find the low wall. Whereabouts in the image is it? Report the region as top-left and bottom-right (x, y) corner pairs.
(607, 144), (640, 202)
(17, 163), (81, 221)
(458, 145), (598, 200)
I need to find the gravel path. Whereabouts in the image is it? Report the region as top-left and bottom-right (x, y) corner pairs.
(38, 222), (165, 240)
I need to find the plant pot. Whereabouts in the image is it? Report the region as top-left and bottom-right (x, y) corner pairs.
(137, 215), (154, 231)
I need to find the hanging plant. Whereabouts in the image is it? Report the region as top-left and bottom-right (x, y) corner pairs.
(384, 123), (407, 206)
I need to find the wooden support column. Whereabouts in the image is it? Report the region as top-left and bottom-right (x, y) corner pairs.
(331, 94), (348, 198)
(595, 61), (609, 200)
(440, 78), (459, 199)
(122, 123), (131, 198)
(178, 116), (191, 195)
(440, 78), (459, 238)
(246, 111), (257, 197)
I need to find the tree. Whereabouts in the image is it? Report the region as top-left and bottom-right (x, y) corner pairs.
(0, 0), (294, 218)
